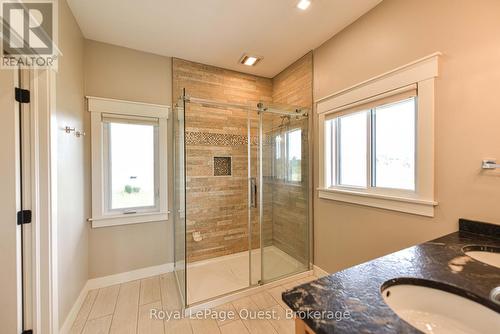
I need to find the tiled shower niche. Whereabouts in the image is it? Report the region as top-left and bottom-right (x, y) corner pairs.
(214, 156), (232, 176)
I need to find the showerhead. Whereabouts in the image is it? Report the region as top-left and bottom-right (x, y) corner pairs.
(278, 115), (291, 128)
(257, 102), (268, 111)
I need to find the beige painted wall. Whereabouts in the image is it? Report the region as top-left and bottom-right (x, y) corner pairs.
(84, 40), (172, 105)
(56, 0), (89, 327)
(84, 40), (173, 278)
(313, 0), (500, 273)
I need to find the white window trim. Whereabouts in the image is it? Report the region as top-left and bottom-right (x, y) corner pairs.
(87, 96), (170, 228)
(317, 53), (440, 217)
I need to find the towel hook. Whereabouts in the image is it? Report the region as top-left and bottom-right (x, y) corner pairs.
(482, 159), (500, 169)
(64, 126), (86, 137)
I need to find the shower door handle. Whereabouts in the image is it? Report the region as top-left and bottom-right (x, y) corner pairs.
(250, 177), (257, 208)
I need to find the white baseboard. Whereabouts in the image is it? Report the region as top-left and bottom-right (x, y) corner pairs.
(59, 281), (91, 334)
(86, 262), (174, 290)
(313, 265), (329, 277)
(60, 262), (174, 334)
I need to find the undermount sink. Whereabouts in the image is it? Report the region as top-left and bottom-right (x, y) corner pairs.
(463, 245), (500, 269)
(382, 282), (500, 334)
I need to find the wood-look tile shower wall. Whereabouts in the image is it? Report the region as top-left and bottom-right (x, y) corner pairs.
(173, 58), (272, 262)
(172, 53), (312, 263)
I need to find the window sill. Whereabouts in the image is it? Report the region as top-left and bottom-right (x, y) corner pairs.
(317, 188), (437, 217)
(90, 212), (169, 228)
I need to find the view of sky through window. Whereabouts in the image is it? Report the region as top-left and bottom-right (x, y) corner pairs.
(109, 122), (156, 209)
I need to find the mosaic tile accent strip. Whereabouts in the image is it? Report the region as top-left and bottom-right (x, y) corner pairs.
(214, 157), (232, 176)
(185, 131), (261, 146)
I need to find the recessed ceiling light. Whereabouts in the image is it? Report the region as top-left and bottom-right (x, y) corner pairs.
(297, 0), (311, 10)
(240, 54), (262, 66)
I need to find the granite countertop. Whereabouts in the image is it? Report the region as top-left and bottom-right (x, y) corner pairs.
(282, 219), (500, 333)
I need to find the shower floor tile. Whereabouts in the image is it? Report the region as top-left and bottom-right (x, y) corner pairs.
(187, 246), (304, 304)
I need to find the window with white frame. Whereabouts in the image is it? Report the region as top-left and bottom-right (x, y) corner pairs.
(318, 53), (440, 217)
(325, 94), (416, 190)
(88, 97), (169, 228)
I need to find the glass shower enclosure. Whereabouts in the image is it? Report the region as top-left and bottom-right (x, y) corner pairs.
(172, 91), (187, 307)
(173, 91), (310, 307)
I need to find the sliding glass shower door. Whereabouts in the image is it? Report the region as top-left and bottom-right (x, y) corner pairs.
(259, 107), (310, 283)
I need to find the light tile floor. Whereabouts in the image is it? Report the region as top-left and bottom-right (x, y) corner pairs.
(69, 272), (318, 334)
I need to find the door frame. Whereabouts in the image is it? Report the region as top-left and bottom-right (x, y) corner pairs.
(34, 68), (59, 334)
(23, 68), (59, 333)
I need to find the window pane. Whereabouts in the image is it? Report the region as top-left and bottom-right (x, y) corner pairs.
(325, 119), (334, 187)
(287, 129), (301, 182)
(274, 134), (284, 179)
(275, 134), (282, 159)
(374, 98), (416, 190)
(109, 122), (156, 209)
(339, 111), (367, 187)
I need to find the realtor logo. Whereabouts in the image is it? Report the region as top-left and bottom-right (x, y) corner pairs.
(1, 0), (58, 68)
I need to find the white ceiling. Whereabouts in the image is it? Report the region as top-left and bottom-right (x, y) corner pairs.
(67, 0), (382, 78)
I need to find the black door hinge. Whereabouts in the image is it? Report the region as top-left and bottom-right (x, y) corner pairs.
(21, 330), (33, 334)
(17, 210), (32, 225)
(15, 87), (30, 103)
